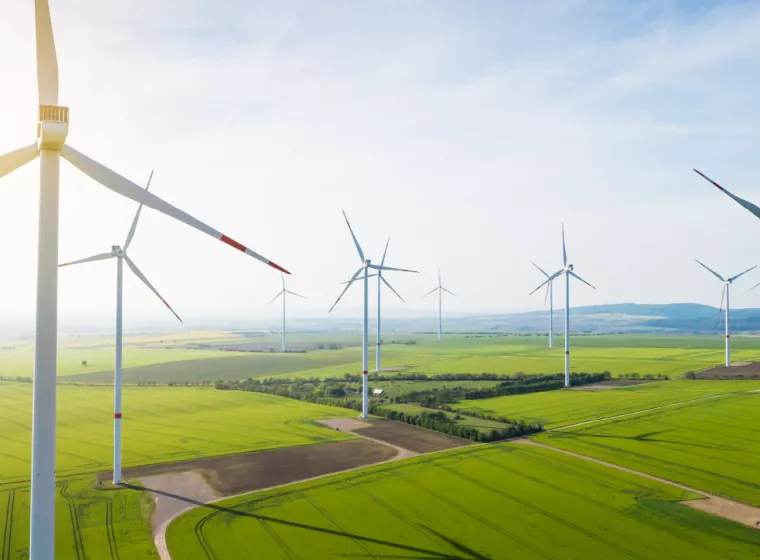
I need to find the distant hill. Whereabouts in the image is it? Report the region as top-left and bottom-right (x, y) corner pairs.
(445, 303), (760, 334)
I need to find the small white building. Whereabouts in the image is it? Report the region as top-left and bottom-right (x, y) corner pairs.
(372, 389), (384, 396)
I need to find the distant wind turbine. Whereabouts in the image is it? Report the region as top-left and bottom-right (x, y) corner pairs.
(59, 171), (183, 485)
(531, 262), (555, 348)
(424, 268), (456, 341)
(694, 260), (755, 367)
(330, 212), (417, 418)
(0, 1), (289, 553)
(530, 225), (595, 387)
(269, 273), (306, 352)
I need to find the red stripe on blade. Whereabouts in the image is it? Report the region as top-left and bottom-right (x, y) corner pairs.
(221, 234), (247, 253)
(268, 261), (291, 275)
(114, 413), (122, 419)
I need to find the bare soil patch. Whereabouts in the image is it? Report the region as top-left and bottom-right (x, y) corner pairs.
(110, 439), (395, 496)
(693, 362), (760, 379)
(320, 417), (372, 431)
(356, 418), (471, 454)
(684, 496), (760, 528)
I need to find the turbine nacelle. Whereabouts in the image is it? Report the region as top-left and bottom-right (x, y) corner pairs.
(111, 245), (124, 257)
(37, 105), (69, 151)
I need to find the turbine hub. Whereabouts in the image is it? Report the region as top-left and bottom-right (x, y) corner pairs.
(37, 105), (69, 151)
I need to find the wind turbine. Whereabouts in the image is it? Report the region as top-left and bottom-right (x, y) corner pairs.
(530, 225), (595, 388)
(531, 262), (555, 348)
(330, 212), (417, 418)
(0, 2), (289, 555)
(269, 273), (305, 352)
(424, 268), (455, 341)
(694, 260), (755, 367)
(59, 171), (183, 485)
(341, 238), (406, 372)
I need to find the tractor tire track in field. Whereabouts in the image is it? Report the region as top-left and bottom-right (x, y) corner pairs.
(304, 494), (377, 560)
(105, 497), (120, 560)
(518, 440), (760, 530)
(60, 483), (86, 560)
(2, 490), (14, 560)
(478, 450), (744, 559)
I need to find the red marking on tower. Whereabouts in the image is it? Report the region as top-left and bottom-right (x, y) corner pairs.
(114, 413), (122, 419)
(362, 370), (368, 375)
(565, 351), (569, 355)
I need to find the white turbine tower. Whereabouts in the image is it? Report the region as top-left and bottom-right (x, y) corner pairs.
(694, 260), (755, 368)
(530, 225), (595, 388)
(341, 238), (406, 372)
(424, 268), (455, 341)
(330, 212), (417, 418)
(0, 2), (289, 555)
(59, 171), (184, 485)
(531, 262), (555, 348)
(269, 273), (305, 353)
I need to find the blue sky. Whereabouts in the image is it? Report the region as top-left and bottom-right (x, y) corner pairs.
(1, 0), (760, 331)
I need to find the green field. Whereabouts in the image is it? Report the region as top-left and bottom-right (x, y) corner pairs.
(7, 332), (760, 383)
(456, 380), (760, 428)
(167, 442), (760, 559)
(535, 390), (760, 506)
(0, 383), (353, 483)
(0, 382), (357, 557)
(0, 477), (156, 559)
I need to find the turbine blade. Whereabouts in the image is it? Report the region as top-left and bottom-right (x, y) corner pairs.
(381, 276), (405, 303)
(123, 170), (153, 251)
(35, 0), (59, 105)
(124, 256), (182, 323)
(380, 237), (391, 267)
(441, 287), (457, 296)
(695, 259), (725, 282)
(562, 223), (567, 267)
(368, 264), (418, 273)
(329, 267), (363, 313)
(61, 145), (289, 274)
(544, 283), (550, 306)
(286, 290), (306, 299)
(530, 270), (564, 295)
(0, 144), (39, 180)
(750, 281), (760, 292)
(531, 261), (550, 279)
(729, 265), (757, 282)
(341, 273), (377, 284)
(438, 266), (442, 287)
(694, 169), (760, 221)
(268, 291), (284, 305)
(569, 270), (596, 289)
(423, 287), (439, 298)
(342, 210), (365, 263)
(719, 284), (726, 314)
(58, 252), (114, 268)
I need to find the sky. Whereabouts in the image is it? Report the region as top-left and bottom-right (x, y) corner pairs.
(2, 0), (760, 332)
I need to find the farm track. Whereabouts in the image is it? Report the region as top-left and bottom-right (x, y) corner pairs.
(2, 490), (14, 560)
(105, 497), (120, 560)
(60, 483), (86, 560)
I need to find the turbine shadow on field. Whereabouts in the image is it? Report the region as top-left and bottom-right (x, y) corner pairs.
(548, 429), (735, 451)
(123, 483), (482, 559)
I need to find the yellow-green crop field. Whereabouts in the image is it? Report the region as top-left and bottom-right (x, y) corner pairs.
(535, 389), (760, 506)
(456, 379), (760, 428)
(167, 443), (760, 559)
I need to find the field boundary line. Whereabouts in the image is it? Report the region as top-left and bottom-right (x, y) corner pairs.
(517, 440), (760, 529)
(551, 391), (738, 431)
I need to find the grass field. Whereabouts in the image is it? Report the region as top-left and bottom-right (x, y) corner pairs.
(535, 390), (760, 506)
(456, 379), (760, 428)
(8, 332), (760, 383)
(167, 442), (760, 559)
(0, 477), (156, 559)
(0, 383), (353, 484)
